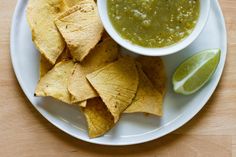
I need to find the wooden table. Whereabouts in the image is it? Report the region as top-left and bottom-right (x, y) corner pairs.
(0, 0), (235, 156)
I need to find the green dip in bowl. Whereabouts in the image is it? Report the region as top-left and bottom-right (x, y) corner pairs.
(107, 0), (200, 48)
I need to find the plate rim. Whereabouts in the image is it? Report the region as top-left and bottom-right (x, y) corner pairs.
(10, 0), (228, 146)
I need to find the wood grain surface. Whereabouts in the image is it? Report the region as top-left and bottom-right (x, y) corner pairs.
(0, 0), (235, 156)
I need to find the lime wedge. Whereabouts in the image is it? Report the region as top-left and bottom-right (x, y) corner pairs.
(172, 49), (221, 95)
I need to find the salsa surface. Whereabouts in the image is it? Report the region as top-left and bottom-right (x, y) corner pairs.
(107, 0), (200, 48)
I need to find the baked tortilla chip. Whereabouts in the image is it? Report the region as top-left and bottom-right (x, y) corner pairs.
(82, 98), (114, 138)
(35, 61), (74, 104)
(69, 64), (98, 103)
(64, 0), (82, 7)
(55, 0), (103, 61)
(26, 0), (66, 64)
(40, 55), (53, 78)
(136, 56), (167, 95)
(68, 38), (119, 103)
(87, 56), (139, 122)
(125, 66), (163, 116)
(39, 47), (71, 78)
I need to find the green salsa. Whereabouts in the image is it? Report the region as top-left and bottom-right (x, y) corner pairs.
(107, 0), (200, 48)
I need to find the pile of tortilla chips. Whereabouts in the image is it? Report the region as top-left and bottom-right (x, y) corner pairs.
(26, 0), (167, 138)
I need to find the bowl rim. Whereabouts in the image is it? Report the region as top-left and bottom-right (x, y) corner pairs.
(97, 0), (211, 56)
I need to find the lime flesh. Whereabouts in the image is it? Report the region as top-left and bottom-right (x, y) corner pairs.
(172, 49), (221, 95)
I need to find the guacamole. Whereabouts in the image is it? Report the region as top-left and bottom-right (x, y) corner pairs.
(108, 0), (200, 48)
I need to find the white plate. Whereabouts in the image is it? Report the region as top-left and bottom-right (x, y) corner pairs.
(10, 0), (227, 145)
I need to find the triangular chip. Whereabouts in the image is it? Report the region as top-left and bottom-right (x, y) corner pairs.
(69, 64), (98, 103)
(68, 38), (119, 103)
(82, 98), (114, 138)
(55, 0), (103, 61)
(136, 56), (167, 95)
(40, 55), (53, 78)
(64, 0), (82, 7)
(86, 56), (139, 122)
(26, 0), (66, 64)
(35, 60), (74, 104)
(40, 47), (71, 78)
(125, 66), (163, 116)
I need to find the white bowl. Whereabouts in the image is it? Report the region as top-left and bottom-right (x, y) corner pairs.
(97, 0), (211, 56)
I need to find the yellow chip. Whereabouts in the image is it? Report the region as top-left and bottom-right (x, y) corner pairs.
(86, 56), (139, 122)
(68, 38), (119, 103)
(55, 0), (103, 61)
(82, 98), (114, 138)
(136, 56), (167, 95)
(64, 0), (82, 7)
(35, 60), (74, 104)
(69, 64), (98, 103)
(125, 66), (163, 116)
(26, 0), (66, 64)
(40, 55), (53, 78)
(39, 47), (71, 78)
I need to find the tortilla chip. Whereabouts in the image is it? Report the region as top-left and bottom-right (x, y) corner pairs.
(136, 56), (167, 95)
(125, 66), (163, 116)
(64, 0), (82, 7)
(69, 64), (98, 103)
(82, 98), (114, 138)
(26, 0), (66, 64)
(68, 38), (119, 103)
(55, 0), (103, 61)
(39, 47), (71, 78)
(40, 55), (54, 78)
(86, 56), (139, 122)
(35, 60), (74, 104)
